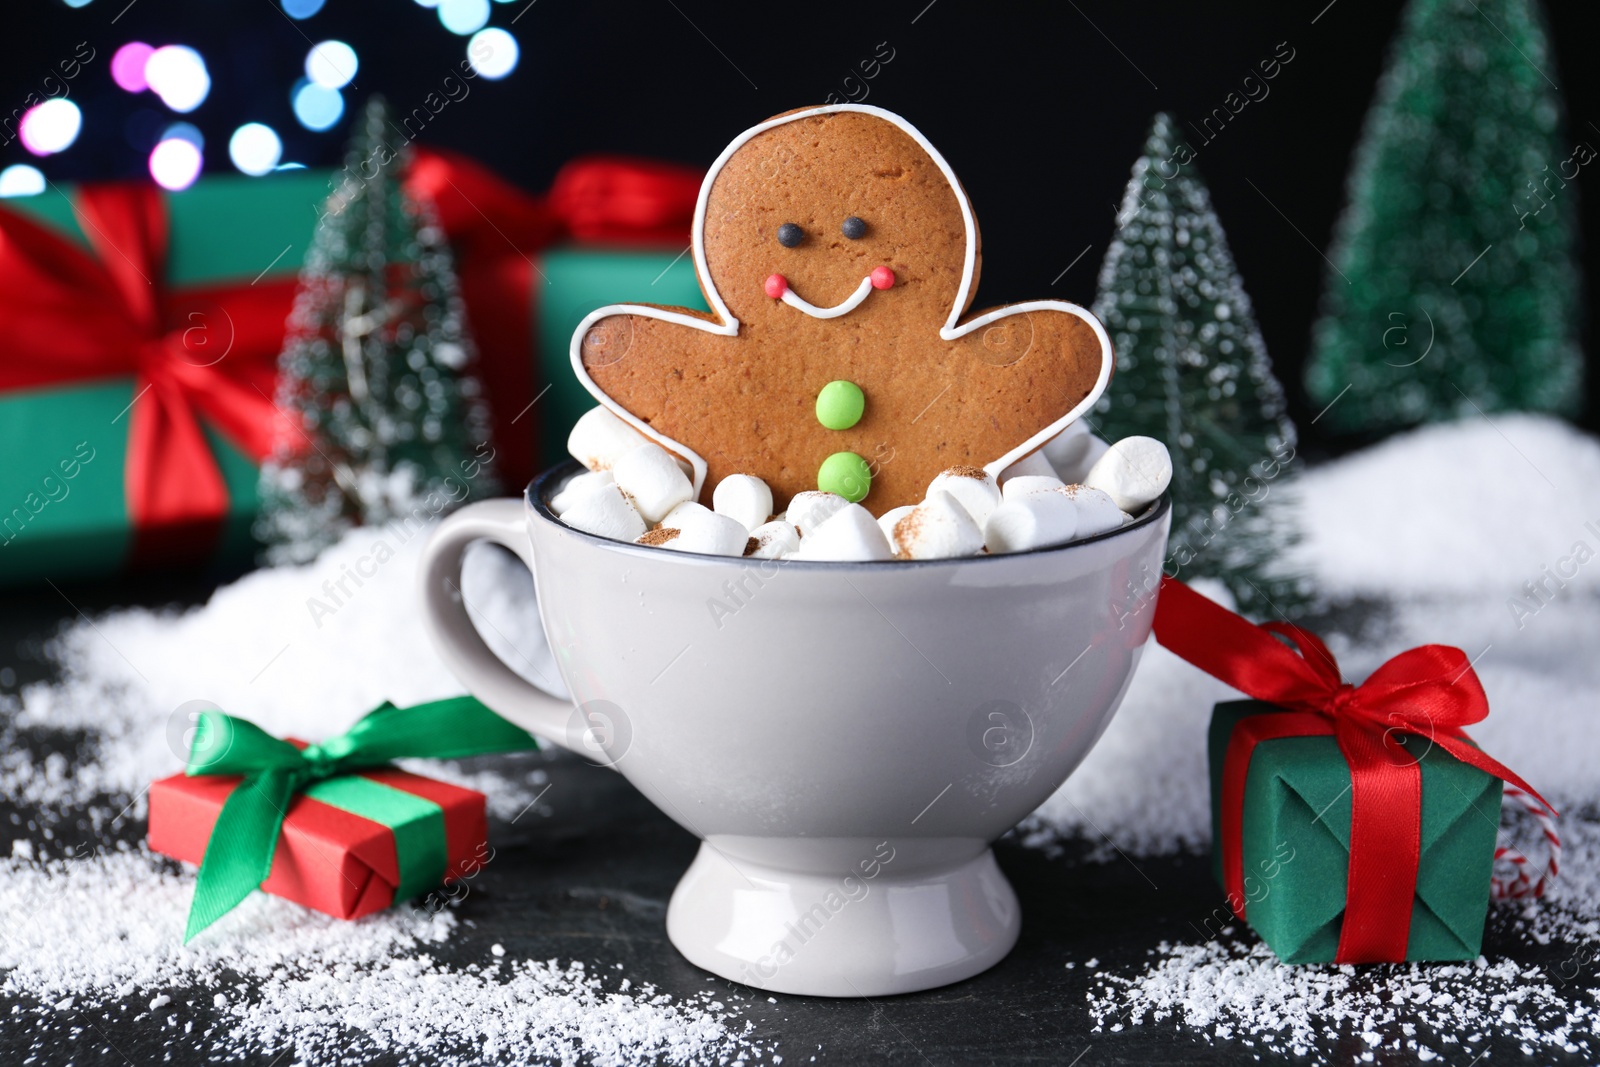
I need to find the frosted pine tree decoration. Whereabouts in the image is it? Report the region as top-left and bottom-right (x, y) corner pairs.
(258, 96), (499, 563)
(1305, 0), (1582, 435)
(1092, 112), (1306, 615)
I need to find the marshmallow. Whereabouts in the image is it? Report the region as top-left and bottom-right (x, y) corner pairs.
(893, 491), (984, 560)
(927, 466), (1001, 528)
(984, 491), (1078, 555)
(999, 449), (1057, 484)
(559, 483), (647, 542)
(877, 505), (915, 554)
(1043, 420), (1111, 483)
(1001, 474), (1067, 501)
(746, 519), (799, 559)
(786, 491), (850, 537)
(567, 406), (650, 473)
(613, 444), (694, 524)
(1085, 436), (1173, 513)
(1054, 484), (1125, 537)
(642, 508), (749, 556)
(661, 500), (713, 527)
(792, 504), (893, 561)
(550, 469), (614, 515)
(712, 474), (774, 532)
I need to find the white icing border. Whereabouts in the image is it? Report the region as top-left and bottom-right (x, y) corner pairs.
(568, 103), (1113, 499)
(781, 275), (875, 319)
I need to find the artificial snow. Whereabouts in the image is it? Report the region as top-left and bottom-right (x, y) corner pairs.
(3, 520), (562, 816)
(1, 415), (1597, 1063)
(0, 850), (755, 1066)
(1290, 413), (1600, 599)
(1087, 937), (1595, 1063)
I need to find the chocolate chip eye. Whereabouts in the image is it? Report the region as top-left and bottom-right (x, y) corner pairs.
(841, 216), (867, 240)
(777, 223), (804, 248)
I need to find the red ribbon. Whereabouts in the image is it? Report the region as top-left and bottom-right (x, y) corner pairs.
(405, 149), (702, 487)
(0, 184), (297, 566)
(1151, 576), (1554, 963)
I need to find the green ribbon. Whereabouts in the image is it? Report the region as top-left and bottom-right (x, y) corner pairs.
(182, 695), (537, 941)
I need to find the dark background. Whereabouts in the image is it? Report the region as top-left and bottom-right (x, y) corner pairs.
(6, 0), (1598, 454)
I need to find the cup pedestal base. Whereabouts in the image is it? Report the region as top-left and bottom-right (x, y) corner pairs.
(665, 839), (1020, 997)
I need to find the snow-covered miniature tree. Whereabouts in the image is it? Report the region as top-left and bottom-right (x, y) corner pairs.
(1304, 0), (1582, 435)
(1092, 112), (1308, 616)
(257, 96), (499, 563)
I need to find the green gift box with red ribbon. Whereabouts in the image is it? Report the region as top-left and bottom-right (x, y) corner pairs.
(0, 151), (706, 588)
(1151, 577), (1555, 964)
(0, 171), (323, 584)
(1206, 699), (1504, 963)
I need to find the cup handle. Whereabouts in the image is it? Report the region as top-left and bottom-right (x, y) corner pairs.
(419, 498), (577, 752)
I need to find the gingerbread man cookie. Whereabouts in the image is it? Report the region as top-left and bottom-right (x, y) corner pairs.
(570, 104), (1113, 517)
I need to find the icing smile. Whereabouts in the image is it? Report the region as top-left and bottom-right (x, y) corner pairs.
(764, 266), (896, 320)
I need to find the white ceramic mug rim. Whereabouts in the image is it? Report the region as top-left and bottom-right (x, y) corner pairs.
(526, 459), (1172, 571)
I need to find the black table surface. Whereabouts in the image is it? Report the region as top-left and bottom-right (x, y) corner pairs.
(0, 575), (1587, 1067)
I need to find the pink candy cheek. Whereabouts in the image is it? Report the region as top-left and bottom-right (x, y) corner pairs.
(870, 266), (896, 290)
(764, 273), (788, 299)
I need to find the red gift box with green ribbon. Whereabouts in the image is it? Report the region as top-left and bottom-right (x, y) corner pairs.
(151, 758), (488, 923)
(147, 696), (536, 937)
(1152, 577), (1556, 963)
(0, 152), (706, 587)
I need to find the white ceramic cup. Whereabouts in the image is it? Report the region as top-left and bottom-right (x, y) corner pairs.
(420, 461), (1171, 997)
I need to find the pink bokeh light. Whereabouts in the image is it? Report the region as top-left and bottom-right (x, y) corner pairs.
(111, 42), (155, 93)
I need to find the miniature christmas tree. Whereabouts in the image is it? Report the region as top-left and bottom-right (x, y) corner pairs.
(257, 96), (499, 563)
(1092, 112), (1308, 617)
(1304, 0), (1582, 435)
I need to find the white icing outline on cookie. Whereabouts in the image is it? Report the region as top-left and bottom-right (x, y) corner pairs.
(569, 103), (1113, 501)
(780, 276), (875, 319)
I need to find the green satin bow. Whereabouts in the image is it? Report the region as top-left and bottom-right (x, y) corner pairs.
(182, 695), (537, 941)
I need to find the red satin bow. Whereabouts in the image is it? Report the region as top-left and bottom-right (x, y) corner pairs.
(0, 184), (297, 566)
(404, 150), (702, 487)
(1152, 576), (1553, 963)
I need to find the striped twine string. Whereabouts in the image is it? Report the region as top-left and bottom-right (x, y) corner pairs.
(1491, 782), (1560, 901)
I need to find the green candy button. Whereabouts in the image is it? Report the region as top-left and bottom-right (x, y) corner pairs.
(817, 451), (872, 502)
(815, 380), (865, 430)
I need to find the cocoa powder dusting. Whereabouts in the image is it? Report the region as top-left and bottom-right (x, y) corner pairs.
(636, 527), (680, 546)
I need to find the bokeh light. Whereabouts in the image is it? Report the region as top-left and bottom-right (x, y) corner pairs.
(145, 45), (211, 113)
(282, 0), (326, 17)
(161, 121), (204, 148)
(466, 29), (518, 79)
(62, 0), (94, 7)
(438, 0), (490, 35)
(411, 0), (442, 8)
(305, 40), (358, 90)
(292, 81), (345, 131)
(111, 42), (155, 92)
(19, 99), (83, 156)
(149, 138), (203, 191)
(229, 123), (283, 176)
(0, 165), (47, 198)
